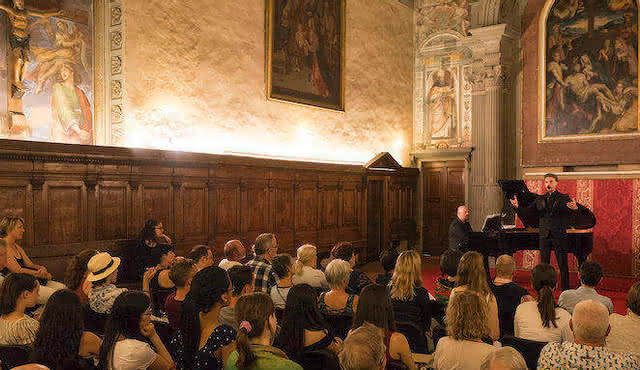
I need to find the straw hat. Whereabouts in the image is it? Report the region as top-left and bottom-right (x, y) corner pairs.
(86, 252), (121, 282)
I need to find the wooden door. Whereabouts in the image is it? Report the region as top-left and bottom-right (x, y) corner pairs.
(422, 161), (465, 256)
(367, 179), (385, 261)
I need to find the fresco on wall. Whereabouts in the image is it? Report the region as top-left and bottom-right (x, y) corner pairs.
(0, 0), (93, 144)
(542, 0), (639, 140)
(426, 65), (458, 139)
(266, 0), (344, 111)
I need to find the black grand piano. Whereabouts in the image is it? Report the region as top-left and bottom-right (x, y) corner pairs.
(461, 180), (596, 268)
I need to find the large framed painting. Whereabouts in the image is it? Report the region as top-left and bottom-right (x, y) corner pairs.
(538, 0), (639, 142)
(266, 0), (345, 111)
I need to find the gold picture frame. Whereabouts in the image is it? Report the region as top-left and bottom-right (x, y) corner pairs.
(266, 0), (345, 111)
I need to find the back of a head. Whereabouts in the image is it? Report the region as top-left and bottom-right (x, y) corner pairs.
(151, 243), (174, 266)
(254, 233), (276, 256)
(64, 249), (98, 291)
(332, 241), (354, 262)
(228, 265), (254, 297)
(456, 251), (490, 296)
(0, 272), (38, 315)
(224, 240), (243, 259)
(353, 284), (395, 333)
(579, 261), (603, 287)
(294, 244), (317, 275)
(480, 347), (527, 370)
(234, 293), (275, 369)
(531, 264), (558, 328)
(440, 249), (463, 277)
(325, 258), (351, 290)
(627, 281), (640, 316)
(339, 323), (385, 370)
(572, 300), (610, 344)
(188, 245), (210, 264)
(379, 248), (399, 273)
(271, 253), (293, 279)
(169, 259), (197, 288)
(280, 284), (326, 360)
(390, 250), (422, 301)
(445, 289), (490, 341)
(495, 254), (516, 279)
(138, 219), (159, 242)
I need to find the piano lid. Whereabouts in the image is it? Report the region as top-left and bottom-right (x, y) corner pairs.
(498, 180), (596, 230)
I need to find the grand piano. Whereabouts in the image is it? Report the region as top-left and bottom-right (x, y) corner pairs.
(461, 180), (596, 267)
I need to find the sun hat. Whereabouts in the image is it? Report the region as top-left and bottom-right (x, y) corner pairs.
(86, 252), (121, 282)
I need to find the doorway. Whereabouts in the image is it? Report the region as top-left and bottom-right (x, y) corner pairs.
(367, 179), (385, 261)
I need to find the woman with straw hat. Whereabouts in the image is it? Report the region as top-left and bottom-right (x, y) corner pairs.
(87, 252), (127, 315)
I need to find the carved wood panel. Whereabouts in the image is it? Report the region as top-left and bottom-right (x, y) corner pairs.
(47, 184), (83, 245)
(0, 185), (27, 218)
(182, 184), (207, 239)
(98, 183), (128, 240)
(142, 184), (171, 233)
(214, 183), (240, 235)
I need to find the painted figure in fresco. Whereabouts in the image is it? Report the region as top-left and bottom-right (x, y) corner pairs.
(0, 0), (62, 97)
(305, 14), (328, 97)
(610, 80), (638, 131)
(427, 68), (457, 138)
(552, 0), (584, 20)
(564, 62), (617, 133)
(50, 63), (92, 144)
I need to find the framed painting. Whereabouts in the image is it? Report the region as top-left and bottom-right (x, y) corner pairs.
(266, 0), (345, 111)
(538, 0), (639, 142)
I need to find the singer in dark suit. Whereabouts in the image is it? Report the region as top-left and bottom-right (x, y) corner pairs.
(510, 173), (578, 291)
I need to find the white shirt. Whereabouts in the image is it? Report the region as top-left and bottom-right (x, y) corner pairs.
(109, 339), (157, 370)
(218, 259), (242, 271)
(292, 266), (328, 289)
(514, 301), (573, 343)
(607, 311), (640, 362)
(270, 285), (291, 309)
(434, 337), (498, 370)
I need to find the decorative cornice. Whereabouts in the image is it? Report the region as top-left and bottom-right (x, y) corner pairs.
(30, 175), (45, 190)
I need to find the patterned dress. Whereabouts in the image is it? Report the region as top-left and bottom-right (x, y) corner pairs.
(171, 324), (236, 370)
(538, 342), (639, 369)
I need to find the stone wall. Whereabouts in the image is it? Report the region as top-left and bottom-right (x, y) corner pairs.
(121, 0), (414, 164)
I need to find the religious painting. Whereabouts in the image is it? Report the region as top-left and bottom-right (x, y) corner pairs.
(425, 65), (458, 139)
(0, 0), (94, 145)
(266, 0), (345, 111)
(539, 0), (639, 142)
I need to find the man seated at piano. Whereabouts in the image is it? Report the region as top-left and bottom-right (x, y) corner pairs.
(509, 173), (578, 291)
(448, 206), (472, 251)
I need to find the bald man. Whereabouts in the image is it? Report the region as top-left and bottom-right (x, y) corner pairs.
(218, 240), (246, 270)
(449, 205), (472, 251)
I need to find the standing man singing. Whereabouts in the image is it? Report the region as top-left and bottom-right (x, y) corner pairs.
(510, 173), (578, 291)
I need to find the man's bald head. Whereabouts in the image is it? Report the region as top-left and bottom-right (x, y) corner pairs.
(457, 206), (469, 222)
(571, 300), (610, 345)
(224, 240), (246, 262)
(480, 347), (527, 370)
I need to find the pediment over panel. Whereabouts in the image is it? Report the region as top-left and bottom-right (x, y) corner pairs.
(364, 152), (403, 170)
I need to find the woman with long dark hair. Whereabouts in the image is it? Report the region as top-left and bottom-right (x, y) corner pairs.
(226, 293), (301, 370)
(97, 291), (174, 370)
(352, 284), (415, 370)
(172, 266), (235, 370)
(130, 220), (172, 280)
(275, 284), (341, 363)
(31, 289), (102, 369)
(0, 273), (39, 345)
(514, 264), (572, 343)
(64, 249), (98, 305)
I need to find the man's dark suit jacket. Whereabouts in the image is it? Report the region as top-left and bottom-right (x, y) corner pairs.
(449, 218), (472, 250)
(526, 191), (574, 238)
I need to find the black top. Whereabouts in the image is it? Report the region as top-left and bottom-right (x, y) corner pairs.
(346, 270), (373, 295)
(448, 218), (473, 250)
(391, 286), (433, 332)
(375, 272), (392, 288)
(150, 268), (175, 316)
(490, 281), (529, 338)
(525, 191), (575, 238)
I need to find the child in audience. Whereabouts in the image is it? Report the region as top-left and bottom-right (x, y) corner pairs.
(275, 284), (341, 363)
(87, 252), (127, 314)
(98, 291), (174, 370)
(226, 293), (302, 370)
(375, 248), (398, 288)
(64, 249), (97, 305)
(219, 265), (254, 330)
(291, 244), (328, 289)
(270, 254), (294, 310)
(352, 284), (415, 370)
(172, 266), (235, 370)
(164, 259), (197, 330)
(0, 273), (40, 345)
(31, 289), (102, 369)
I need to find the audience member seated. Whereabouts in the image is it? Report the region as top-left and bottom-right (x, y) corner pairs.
(164, 259), (197, 330)
(558, 261), (613, 314)
(146, 245), (177, 316)
(246, 233), (279, 293)
(451, 251), (500, 341)
(188, 245), (214, 272)
(133, 219), (173, 278)
(491, 255), (532, 338)
(98, 291), (174, 370)
(434, 290), (498, 369)
(275, 284), (341, 364)
(0, 239), (8, 285)
(0, 273), (39, 345)
(538, 300), (638, 369)
(607, 281), (640, 362)
(172, 266), (235, 370)
(479, 347), (527, 370)
(319, 259), (358, 317)
(291, 244), (328, 289)
(339, 323), (387, 370)
(226, 293), (303, 370)
(31, 289), (102, 369)
(331, 242), (372, 295)
(352, 284), (415, 370)
(433, 249), (462, 306)
(374, 248), (398, 288)
(219, 265), (254, 331)
(270, 254), (294, 310)
(0, 217), (65, 304)
(87, 252), (127, 315)
(218, 240), (245, 271)
(389, 250), (433, 353)
(514, 263), (572, 343)
(63, 249), (97, 305)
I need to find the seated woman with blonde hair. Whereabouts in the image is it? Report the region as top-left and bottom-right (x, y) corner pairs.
(434, 290), (498, 370)
(291, 244), (328, 290)
(450, 251), (500, 341)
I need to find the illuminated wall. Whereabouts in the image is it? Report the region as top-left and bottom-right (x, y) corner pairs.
(122, 0), (414, 164)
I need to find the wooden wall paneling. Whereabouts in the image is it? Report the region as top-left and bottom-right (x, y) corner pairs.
(212, 179), (242, 248)
(319, 180), (340, 249)
(270, 179), (295, 252)
(182, 182), (208, 242)
(128, 175), (142, 239)
(31, 174), (47, 246)
(294, 178), (319, 248)
(0, 180), (31, 245)
(340, 180), (363, 244)
(243, 179), (269, 245)
(446, 163), (465, 233)
(97, 181), (128, 241)
(422, 163), (445, 255)
(141, 182), (172, 237)
(172, 175), (184, 242)
(46, 180), (85, 246)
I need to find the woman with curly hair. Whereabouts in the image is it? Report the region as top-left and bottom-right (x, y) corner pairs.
(434, 290), (498, 369)
(450, 251), (499, 341)
(31, 289), (102, 369)
(64, 249), (97, 305)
